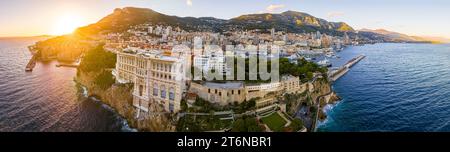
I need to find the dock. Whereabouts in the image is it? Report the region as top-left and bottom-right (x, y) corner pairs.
(56, 63), (79, 68)
(328, 55), (365, 82)
(25, 55), (37, 72)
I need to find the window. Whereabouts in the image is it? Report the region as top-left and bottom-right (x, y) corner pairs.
(169, 88), (175, 101)
(219, 92), (222, 96)
(169, 101), (174, 112)
(153, 83), (158, 96)
(139, 85), (143, 96)
(238, 90), (241, 95)
(232, 90), (234, 94)
(208, 89), (210, 93)
(161, 85), (166, 99)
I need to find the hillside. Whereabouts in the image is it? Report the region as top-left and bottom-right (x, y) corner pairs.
(359, 29), (418, 42)
(74, 7), (354, 36)
(358, 28), (447, 43)
(229, 10), (354, 34)
(411, 36), (450, 44)
(75, 7), (227, 36)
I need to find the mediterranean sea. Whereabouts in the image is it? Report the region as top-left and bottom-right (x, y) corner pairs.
(318, 43), (450, 132)
(0, 37), (134, 132)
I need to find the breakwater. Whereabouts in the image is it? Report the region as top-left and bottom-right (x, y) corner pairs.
(328, 55), (365, 82)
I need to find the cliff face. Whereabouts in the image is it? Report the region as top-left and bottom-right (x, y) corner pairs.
(310, 80), (341, 122)
(311, 80), (332, 100)
(75, 70), (175, 132)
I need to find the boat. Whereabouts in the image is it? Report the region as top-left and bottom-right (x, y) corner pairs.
(317, 59), (332, 67)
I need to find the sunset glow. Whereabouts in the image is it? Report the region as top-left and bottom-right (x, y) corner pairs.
(0, 0), (450, 39)
(51, 13), (84, 35)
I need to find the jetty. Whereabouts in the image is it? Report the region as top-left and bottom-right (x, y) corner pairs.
(25, 55), (37, 72)
(56, 63), (79, 68)
(328, 55), (365, 82)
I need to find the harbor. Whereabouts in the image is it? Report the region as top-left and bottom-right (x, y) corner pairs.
(328, 55), (365, 82)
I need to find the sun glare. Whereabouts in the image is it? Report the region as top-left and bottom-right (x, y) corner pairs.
(51, 14), (84, 36)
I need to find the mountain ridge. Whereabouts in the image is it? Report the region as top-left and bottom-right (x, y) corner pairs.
(229, 10), (354, 33)
(74, 7), (354, 37)
(359, 28), (448, 43)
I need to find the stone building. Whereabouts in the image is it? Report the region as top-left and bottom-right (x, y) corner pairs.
(113, 47), (188, 114)
(190, 82), (246, 106)
(189, 75), (305, 109)
(281, 75), (304, 94)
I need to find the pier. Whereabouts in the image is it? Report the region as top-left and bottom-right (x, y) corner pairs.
(56, 63), (79, 68)
(328, 55), (365, 82)
(25, 55), (37, 72)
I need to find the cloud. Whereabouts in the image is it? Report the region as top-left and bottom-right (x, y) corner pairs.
(186, 0), (192, 6)
(266, 4), (285, 13)
(327, 11), (344, 18)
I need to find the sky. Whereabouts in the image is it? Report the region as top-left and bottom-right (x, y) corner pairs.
(0, 0), (449, 38)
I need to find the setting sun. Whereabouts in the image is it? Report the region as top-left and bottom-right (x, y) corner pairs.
(51, 13), (84, 36)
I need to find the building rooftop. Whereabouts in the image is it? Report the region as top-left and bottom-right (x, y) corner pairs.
(204, 82), (244, 89)
(281, 74), (299, 81)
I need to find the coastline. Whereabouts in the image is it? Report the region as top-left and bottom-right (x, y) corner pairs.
(74, 70), (176, 132)
(76, 82), (138, 132)
(311, 85), (341, 132)
(314, 91), (341, 131)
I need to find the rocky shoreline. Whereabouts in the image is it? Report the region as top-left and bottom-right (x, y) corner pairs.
(75, 69), (339, 132)
(75, 70), (176, 132)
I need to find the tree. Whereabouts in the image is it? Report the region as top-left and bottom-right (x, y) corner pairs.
(232, 117), (263, 132)
(176, 116), (201, 132)
(245, 117), (263, 132)
(78, 44), (116, 73)
(290, 118), (304, 131)
(306, 72), (314, 80)
(180, 100), (188, 111)
(94, 70), (115, 90)
(232, 119), (246, 132)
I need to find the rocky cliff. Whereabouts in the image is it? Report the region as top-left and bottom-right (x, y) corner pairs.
(75, 70), (175, 132)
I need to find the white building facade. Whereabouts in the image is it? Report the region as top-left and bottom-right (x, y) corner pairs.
(113, 47), (188, 114)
